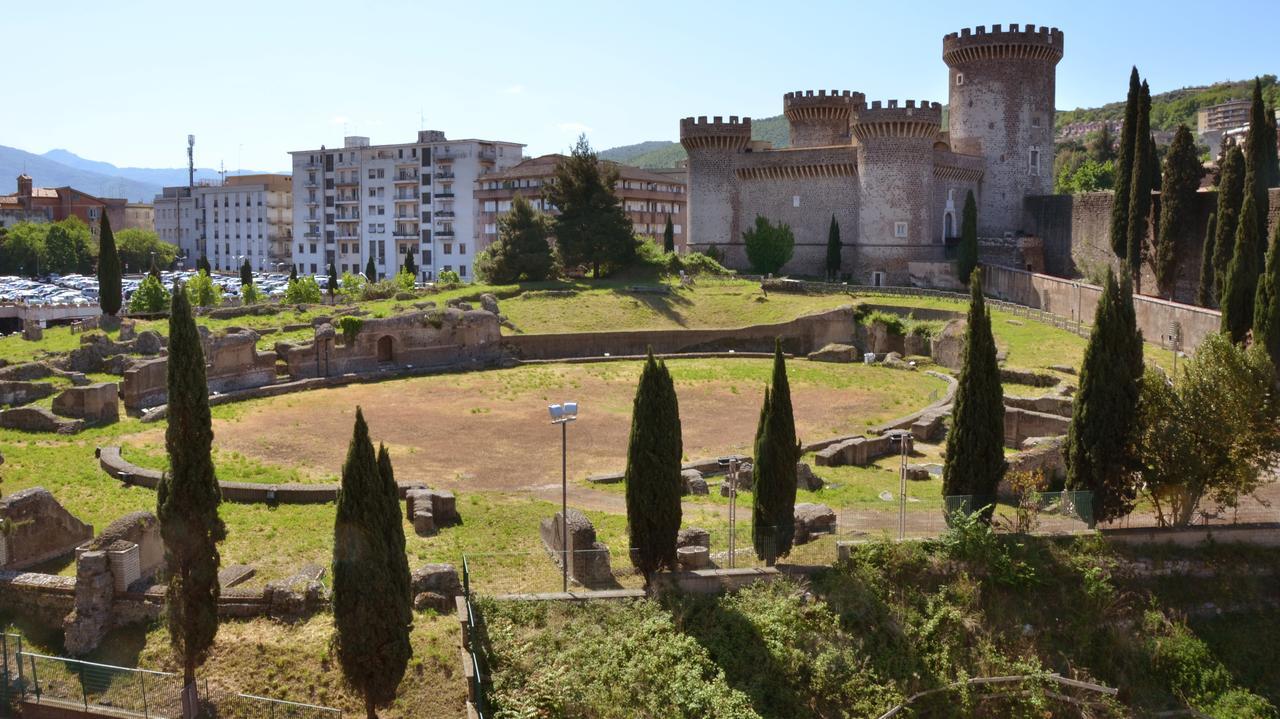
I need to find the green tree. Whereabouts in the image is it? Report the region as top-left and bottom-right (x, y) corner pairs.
(156, 284), (226, 711)
(364, 256), (377, 282)
(403, 248), (417, 278)
(752, 340), (800, 565)
(0, 221), (47, 276)
(1136, 336), (1280, 526)
(332, 408), (412, 719)
(1110, 67), (1142, 259)
(240, 258), (253, 287)
(97, 213), (122, 316)
(942, 270), (1004, 521)
(43, 218), (93, 274)
(623, 350), (683, 589)
(824, 215), (842, 281)
(1126, 81), (1154, 284)
(240, 283), (263, 305)
(289, 264), (298, 282)
(128, 273), (171, 313)
(1197, 212), (1217, 307)
(1264, 110), (1280, 189)
(1154, 125), (1205, 297)
(328, 263), (338, 299)
(1244, 79), (1272, 252)
(117, 228), (178, 272)
(742, 216), (794, 276)
(284, 276), (323, 304)
(197, 253), (211, 275)
(186, 270), (223, 308)
(545, 136), (636, 277)
(1212, 145), (1246, 301)
(1221, 190), (1264, 342)
(663, 216), (675, 254)
(474, 195), (556, 284)
(957, 191), (979, 285)
(1065, 268), (1144, 524)
(1055, 158), (1116, 194)
(1253, 220), (1280, 368)
(1088, 123), (1117, 163)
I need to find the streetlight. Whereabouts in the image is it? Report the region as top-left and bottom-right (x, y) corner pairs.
(717, 457), (740, 568)
(888, 430), (912, 540)
(548, 401), (578, 592)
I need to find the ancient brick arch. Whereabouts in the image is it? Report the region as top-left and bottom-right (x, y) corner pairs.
(377, 335), (395, 363)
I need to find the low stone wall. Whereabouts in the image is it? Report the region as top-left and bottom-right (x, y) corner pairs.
(1003, 407), (1070, 449)
(503, 306), (857, 360)
(123, 329), (276, 411)
(981, 264), (1220, 351)
(1100, 523), (1280, 548)
(0, 487), (93, 570)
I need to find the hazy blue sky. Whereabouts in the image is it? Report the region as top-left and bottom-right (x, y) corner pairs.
(2, 0), (1276, 171)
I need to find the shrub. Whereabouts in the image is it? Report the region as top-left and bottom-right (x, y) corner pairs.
(340, 272), (366, 301)
(127, 273), (170, 313)
(240, 283), (263, 305)
(394, 271), (416, 293)
(863, 310), (905, 335)
(360, 279), (398, 301)
(905, 319), (944, 339)
(284, 276), (322, 304)
(338, 316), (364, 343)
(742, 215), (794, 275)
(185, 270), (222, 308)
(437, 269), (461, 285)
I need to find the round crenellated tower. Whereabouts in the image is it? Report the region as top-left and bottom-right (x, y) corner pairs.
(943, 23), (1064, 235)
(851, 100), (942, 269)
(680, 115), (752, 251)
(783, 90), (863, 148)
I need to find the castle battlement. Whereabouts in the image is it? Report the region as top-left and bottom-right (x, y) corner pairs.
(850, 100), (942, 140)
(679, 115), (753, 150)
(783, 90), (864, 118)
(943, 24), (1064, 65)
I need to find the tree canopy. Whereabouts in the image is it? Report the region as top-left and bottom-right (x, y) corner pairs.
(743, 216), (794, 276)
(544, 136), (636, 277)
(475, 194), (556, 283)
(624, 350), (683, 588)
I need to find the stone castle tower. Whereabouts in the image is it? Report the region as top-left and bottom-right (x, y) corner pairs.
(680, 23), (1063, 283)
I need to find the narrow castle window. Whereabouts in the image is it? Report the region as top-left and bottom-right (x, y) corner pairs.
(894, 222), (908, 238)
(955, 73), (965, 86)
(793, 195), (801, 208)
(1029, 147), (1041, 176)
(1032, 116), (1042, 128)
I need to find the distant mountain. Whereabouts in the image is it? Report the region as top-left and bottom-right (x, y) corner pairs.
(42, 149), (282, 193)
(1057, 76), (1278, 133)
(0, 145), (161, 202)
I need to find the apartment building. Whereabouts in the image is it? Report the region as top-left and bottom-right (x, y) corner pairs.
(153, 175), (293, 271)
(475, 154), (687, 251)
(289, 131), (524, 282)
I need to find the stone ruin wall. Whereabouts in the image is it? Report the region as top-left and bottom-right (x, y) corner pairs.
(0, 487), (93, 570)
(122, 329), (277, 411)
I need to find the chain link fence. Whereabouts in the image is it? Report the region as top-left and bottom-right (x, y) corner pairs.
(17, 651), (182, 718)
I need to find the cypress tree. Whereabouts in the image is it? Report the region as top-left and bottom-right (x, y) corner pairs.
(1213, 145), (1246, 301)
(333, 408), (412, 719)
(752, 340), (799, 565)
(1196, 212), (1217, 307)
(941, 270), (1004, 521)
(1065, 268), (1144, 525)
(663, 216), (675, 254)
(365, 256), (377, 282)
(824, 212), (844, 280)
(403, 249), (417, 278)
(1221, 190), (1264, 342)
(97, 212), (122, 316)
(375, 443), (412, 630)
(239, 258), (253, 287)
(197, 253), (211, 275)
(1253, 220), (1280, 368)
(623, 350), (683, 589)
(289, 263), (298, 282)
(1244, 81), (1272, 269)
(1155, 125), (1206, 297)
(825, 215), (842, 281)
(1264, 111), (1280, 189)
(957, 190), (979, 285)
(1110, 67), (1142, 258)
(328, 263), (338, 298)
(1126, 81), (1154, 285)
(156, 283), (226, 709)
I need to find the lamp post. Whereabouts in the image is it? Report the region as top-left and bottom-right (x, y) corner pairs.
(889, 430), (911, 541)
(548, 401), (578, 592)
(718, 457), (740, 568)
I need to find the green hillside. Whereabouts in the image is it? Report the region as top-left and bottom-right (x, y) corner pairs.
(1056, 75), (1280, 132)
(603, 77), (1278, 168)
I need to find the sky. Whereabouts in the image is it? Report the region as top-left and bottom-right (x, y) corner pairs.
(2, 0), (1278, 172)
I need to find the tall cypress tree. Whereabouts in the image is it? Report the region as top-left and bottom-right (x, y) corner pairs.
(623, 350), (683, 588)
(1253, 220), (1280, 368)
(240, 258), (253, 287)
(752, 340), (799, 565)
(1244, 79), (1271, 269)
(156, 283), (226, 711)
(942, 270), (1004, 521)
(333, 408), (412, 719)
(365, 256), (377, 282)
(375, 443), (412, 630)
(1065, 268), (1144, 525)
(403, 249), (418, 278)
(197, 253), (211, 275)
(328, 263), (338, 298)
(97, 212), (122, 316)
(1197, 212), (1217, 307)
(663, 215), (675, 254)
(289, 263), (298, 282)
(1110, 67), (1142, 259)
(957, 190), (979, 285)
(1221, 190), (1264, 342)
(1213, 145), (1247, 301)
(1126, 81), (1154, 286)
(825, 215), (842, 281)
(1264, 111), (1280, 189)
(1155, 125), (1206, 297)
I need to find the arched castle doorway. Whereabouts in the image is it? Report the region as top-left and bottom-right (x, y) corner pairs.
(943, 212), (955, 241)
(377, 335), (394, 363)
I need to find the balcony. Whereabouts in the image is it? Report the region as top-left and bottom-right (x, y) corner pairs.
(335, 215), (360, 222)
(435, 210), (455, 218)
(335, 178), (359, 187)
(478, 148), (497, 162)
(393, 229), (418, 238)
(434, 192), (455, 199)
(394, 195), (417, 203)
(304, 179), (319, 188)
(435, 230), (455, 238)
(336, 233), (360, 242)
(303, 231), (321, 239)
(335, 195), (359, 204)
(394, 171), (419, 183)
(435, 171), (455, 180)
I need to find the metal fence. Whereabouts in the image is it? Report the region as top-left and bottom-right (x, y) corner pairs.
(836, 492), (1095, 542)
(17, 651), (182, 718)
(222, 693), (343, 718)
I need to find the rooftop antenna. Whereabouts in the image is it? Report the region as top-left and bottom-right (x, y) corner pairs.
(219, 160), (226, 186)
(187, 135), (195, 192)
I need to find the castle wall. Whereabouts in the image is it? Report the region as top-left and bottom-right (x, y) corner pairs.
(680, 117), (751, 253)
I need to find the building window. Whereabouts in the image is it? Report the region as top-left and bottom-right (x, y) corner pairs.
(443, 243), (452, 255)
(955, 73), (964, 86)
(872, 271), (885, 287)
(894, 222), (908, 238)
(1031, 116), (1041, 128)
(1029, 147), (1041, 176)
(792, 195), (800, 208)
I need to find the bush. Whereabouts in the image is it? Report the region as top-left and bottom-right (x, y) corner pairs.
(905, 319), (944, 339)
(674, 251), (732, 276)
(742, 216), (794, 275)
(634, 238), (732, 278)
(338, 316), (364, 342)
(437, 269), (461, 285)
(284, 276), (323, 304)
(240, 283), (263, 305)
(863, 310), (905, 335)
(340, 272), (366, 301)
(185, 270), (222, 308)
(360, 279), (398, 301)
(127, 274), (170, 313)
(394, 271), (416, 293)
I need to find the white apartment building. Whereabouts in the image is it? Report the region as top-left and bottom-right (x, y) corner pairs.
(289, 131), (524, 282)
(154, 175), (293, 271)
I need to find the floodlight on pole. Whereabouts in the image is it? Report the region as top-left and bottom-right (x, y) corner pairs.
(549, 401), (579, 592)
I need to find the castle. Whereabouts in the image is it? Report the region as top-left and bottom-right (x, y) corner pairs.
(680, 24), (1063, 284)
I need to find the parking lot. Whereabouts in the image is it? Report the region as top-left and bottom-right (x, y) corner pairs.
(0, 271), (298, 307)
